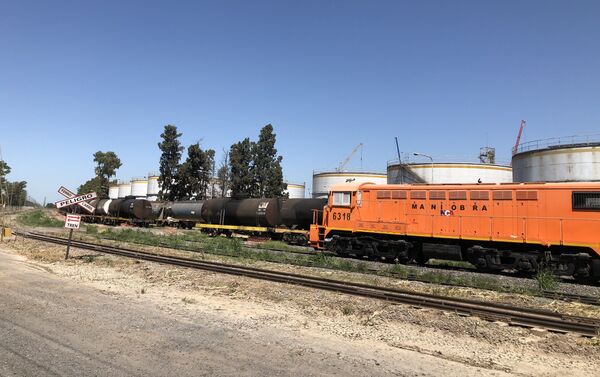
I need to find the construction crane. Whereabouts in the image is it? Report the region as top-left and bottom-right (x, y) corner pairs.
(513, 120), (526, 155)
(336, 143), (363, 172)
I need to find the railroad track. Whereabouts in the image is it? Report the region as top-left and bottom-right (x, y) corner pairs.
(24, 231), (600, 307)
(16, 230), (600, 337)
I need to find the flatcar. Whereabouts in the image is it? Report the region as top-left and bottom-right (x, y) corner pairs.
(309, 182), (600, 282)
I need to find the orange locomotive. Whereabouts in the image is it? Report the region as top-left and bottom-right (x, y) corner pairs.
(309, 182), (600, 282)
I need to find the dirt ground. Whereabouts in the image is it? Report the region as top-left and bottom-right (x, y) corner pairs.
(2, 234), (600, 377)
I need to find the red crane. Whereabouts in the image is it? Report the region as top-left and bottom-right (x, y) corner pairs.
(513, 120), (526, 155)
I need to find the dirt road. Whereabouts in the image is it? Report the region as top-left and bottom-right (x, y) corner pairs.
(0, 249), (517, 377)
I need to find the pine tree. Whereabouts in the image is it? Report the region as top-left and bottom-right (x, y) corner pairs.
(175, 143), (215, 199)
(229, 138), (255, 197)
(77, 151), (121, 197)
(253, 124), (285, 197)
(158, 125), (183, 201)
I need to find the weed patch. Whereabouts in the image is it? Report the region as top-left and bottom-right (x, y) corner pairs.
(535, 269), (558, 291)
(17, 210), (63, 228)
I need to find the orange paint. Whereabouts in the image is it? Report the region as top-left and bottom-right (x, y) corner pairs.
(310, 182), (600, 256)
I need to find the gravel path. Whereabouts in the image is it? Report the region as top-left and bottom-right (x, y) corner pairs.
(2, 236), (600, 376)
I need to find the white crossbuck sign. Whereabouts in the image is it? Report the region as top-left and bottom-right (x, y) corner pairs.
(55, 186), (96, 213)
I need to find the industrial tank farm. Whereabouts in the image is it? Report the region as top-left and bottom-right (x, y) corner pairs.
(147, 174), (160, 201)
(512, 135), (600, 182)
(312, 171), (387, 198)
(130, 178), (149, 198)
(117, 181), (132, 198)
(387, 161), (513, 184)
(284, 182), (306, 198)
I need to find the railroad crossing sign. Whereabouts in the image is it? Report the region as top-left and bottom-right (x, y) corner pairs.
(55, 186), (96, 213)
(64, 214), (81, 229)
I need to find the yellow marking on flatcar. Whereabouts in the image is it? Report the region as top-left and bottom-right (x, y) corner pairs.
(196, 223), (307, 234)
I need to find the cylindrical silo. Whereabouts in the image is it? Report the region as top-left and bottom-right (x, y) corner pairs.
(147, 174), (160, 201)
(387, 162), (512, 184)
(312, 171), (387, 198)
(284, 182), (305, 198)
(130, 177), (148, 198)
(108, 184), (120, 199)
(118, 181), (131, 198)
(512, 136), (600, 182)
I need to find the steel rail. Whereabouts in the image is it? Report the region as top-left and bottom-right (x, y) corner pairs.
(16, 230), (600, 337)
(92, 235), (600, 306)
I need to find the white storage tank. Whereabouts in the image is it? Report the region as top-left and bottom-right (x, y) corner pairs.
(512, 136), (600, 182)
(117, 181), (131, 198)
(284, 182), (305, 198)
(312, 171), (387, 198)
(387, 162), (512, 184)
(131, 177), (148, 198)
(147, 174), (160, 200)
(108, 184), (120, 199)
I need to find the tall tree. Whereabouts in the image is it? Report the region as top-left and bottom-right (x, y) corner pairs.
(158, 125), (183, 201)
(78, 151), (121, 196)
(229, 138), (255, 197)
(216, 150), (230, 198)
(5, 181), (27, 206)
(252, 124), (285, 197)
(0, 160), (11, 206)
(78, 176), (104, 196)
(94, 151), (121, 181)
(174, 143), (215, 200)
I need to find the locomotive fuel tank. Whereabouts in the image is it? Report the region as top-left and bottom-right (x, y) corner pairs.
(223, 198), (281, 227)
(280, 198), (327, 229)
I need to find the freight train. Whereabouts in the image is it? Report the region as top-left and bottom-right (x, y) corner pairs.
(67, 197), (155, 225)
(68, 197), (327, 244)
(309, 181), (600, 282)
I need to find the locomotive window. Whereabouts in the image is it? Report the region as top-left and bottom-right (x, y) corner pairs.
(391, 190), (407, 199)
(410, 191), (426, 199)
(429, 191), (446, 200)
(449, 191), (467, 200)
(492, 191), (513, 200)
(572, 192), (600, 210)
(332, 192), (351, 206)
(516, 191), (538, 201)
(376, 190), (392, 199)
(470, 191), (489, 200)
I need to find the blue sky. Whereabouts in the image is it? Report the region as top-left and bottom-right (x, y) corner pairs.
(1, 0), (599, 202)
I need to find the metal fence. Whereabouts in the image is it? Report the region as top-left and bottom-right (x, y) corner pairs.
(513, 134), (600, 155)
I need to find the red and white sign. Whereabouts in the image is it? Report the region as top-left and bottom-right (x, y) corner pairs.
(56, 186), (96, 213)
(64, 214), (81, 229)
